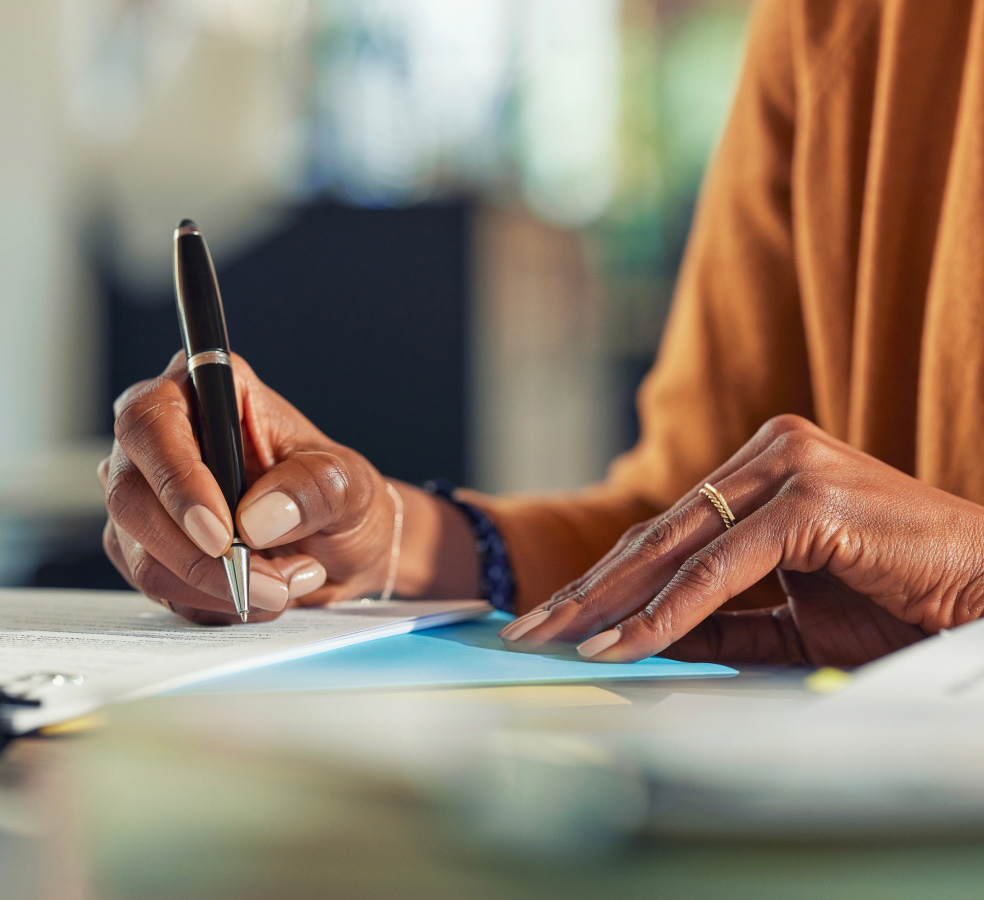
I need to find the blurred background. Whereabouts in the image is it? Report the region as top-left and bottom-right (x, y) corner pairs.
(0, 0), (750, 590)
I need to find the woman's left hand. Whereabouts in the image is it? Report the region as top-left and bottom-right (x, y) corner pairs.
(499, 415), (984, 667)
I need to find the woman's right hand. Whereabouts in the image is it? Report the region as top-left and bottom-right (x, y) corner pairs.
(99, 352), (476, 624)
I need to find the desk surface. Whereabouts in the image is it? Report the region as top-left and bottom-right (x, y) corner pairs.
(4, 669), (984, 900)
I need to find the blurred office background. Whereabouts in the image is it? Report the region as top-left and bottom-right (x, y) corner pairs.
(0, 0), (749, 588)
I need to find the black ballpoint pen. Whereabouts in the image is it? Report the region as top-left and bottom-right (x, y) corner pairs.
(173, 219), (250, 622)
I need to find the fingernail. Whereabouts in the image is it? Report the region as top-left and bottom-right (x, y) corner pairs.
(499, 608), (551, 641)
(577, 629), (622, 659)
(250, 572), (289, 611)
(288, 561), (327, 601)
(183, 505), (230, 558)
(239, 491), (301, 547)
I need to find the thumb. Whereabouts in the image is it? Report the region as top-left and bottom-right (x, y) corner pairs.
(665, 606), (807, 665)
(236, 447), (378, 549)
(777, 570), (925, 666)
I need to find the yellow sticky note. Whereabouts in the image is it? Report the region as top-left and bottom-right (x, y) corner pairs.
(39, 714), (105, 736)
(398, 685), (631, 708)
(805, 667), (852, 694)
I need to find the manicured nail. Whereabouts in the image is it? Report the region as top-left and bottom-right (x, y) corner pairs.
(577, 629), (622, 659)
(239, 491), (301, 547)
(288, 561), (328, 601)
(250, 572), (289, 611)
(500, 608), (551, 641)
(183, 505), (230, 558)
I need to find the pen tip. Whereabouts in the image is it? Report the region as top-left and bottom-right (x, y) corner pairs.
(222, 544), (250, 625)
(179, 218), (197, 228)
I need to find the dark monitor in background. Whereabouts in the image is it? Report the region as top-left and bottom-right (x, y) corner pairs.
(105, 200), (471, 486)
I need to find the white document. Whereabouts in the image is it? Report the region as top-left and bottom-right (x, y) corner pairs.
(817, 616), (984, 707)
(619, 620), (984, 838)
(0, 588), (490, 735)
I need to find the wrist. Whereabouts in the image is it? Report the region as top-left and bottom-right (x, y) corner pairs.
(423, 480), (516, 611)
(389, 482), (481, 599)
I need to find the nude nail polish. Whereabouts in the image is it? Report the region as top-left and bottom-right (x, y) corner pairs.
(288, 562), (328, 600)
(250, 572), (289, 611)
(183, 505), (230, 558)
(577, 629), (622, 659)
(239, 491), (301, 547)
(500, 608), (551, 641)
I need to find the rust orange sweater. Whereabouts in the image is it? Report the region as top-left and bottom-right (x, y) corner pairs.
(468, 0), (984, 614)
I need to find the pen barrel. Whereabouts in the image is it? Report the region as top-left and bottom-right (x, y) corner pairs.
(189, 362), (247, 521)
(174, 231), (230, 356)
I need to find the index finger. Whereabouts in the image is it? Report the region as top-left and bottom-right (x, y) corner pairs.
(112, 353), (233, 558)
(577, 505), (782, 661)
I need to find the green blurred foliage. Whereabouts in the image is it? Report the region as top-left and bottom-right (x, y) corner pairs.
(595, 2), (749, 355)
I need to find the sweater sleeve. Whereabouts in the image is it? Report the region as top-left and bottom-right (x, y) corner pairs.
(466, 0), (812, 614)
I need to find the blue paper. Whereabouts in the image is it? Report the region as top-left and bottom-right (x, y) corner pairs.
(175, 610), (736, 695)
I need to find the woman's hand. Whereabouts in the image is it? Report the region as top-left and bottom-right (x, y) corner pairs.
(99, 353), (478, 624)
(500, 415), (984, 666)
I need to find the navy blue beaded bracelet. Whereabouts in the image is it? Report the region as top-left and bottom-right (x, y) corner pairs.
(424, 479), (516, 614)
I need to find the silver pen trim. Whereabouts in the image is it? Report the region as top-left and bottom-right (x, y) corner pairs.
(187, 349), (232, 371)
(222, 541), (250, 623)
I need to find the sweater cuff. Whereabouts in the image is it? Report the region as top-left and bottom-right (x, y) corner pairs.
(455, 487), (657, 615)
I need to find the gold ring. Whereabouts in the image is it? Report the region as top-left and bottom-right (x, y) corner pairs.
(699, 482), (736, 530)
(160, 598), (174, 613)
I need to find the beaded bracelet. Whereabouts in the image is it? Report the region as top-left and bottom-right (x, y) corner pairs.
(423, 479), (516, 613)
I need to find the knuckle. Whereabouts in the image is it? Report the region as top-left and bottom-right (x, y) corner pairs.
(129, 551), (165, 599)
(772, 428), (824, 472)
(105, 465), (144, 527)
(114, 398), (156, 447)
(758, 413), (813, 443)
(302, 449), (379, 527)
(150, 457), (198, 506)
(678, 550), (725, 588)
(638, 517), (674, 552)
(563, 586), (609, 633)
(112, 379), (154, 420)
(630, 600), (675, 646)
(632, 601), (663, 633)
(297, 452), (352, 519)
(548, 579), (582, 606)
(179, 553), (215, 592)
(565, 587), (591, 610)
(783, 470), (829, 505)
(114, 379), (185, 450)
(554, 585), (591, 612)
(113, 395), (146, 444)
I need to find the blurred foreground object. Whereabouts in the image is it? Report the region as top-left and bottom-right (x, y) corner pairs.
(32, 628), (984, 899)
